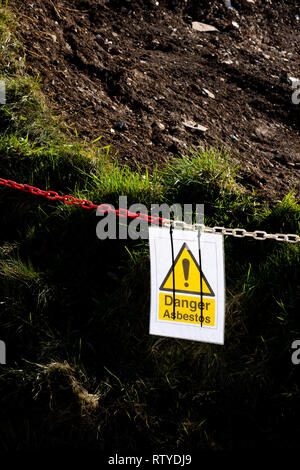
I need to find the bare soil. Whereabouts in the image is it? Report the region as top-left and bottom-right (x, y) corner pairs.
(11, 0), (300, 200)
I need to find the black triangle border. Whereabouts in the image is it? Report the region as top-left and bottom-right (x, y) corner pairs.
(159, 242), (215, 297)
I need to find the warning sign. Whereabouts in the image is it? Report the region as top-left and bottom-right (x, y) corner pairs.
(149, 227), (225, 344)
(158, 293), (215, 326)
(160, 242), (215, 296)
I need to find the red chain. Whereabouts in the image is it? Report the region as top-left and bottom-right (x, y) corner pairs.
(0, 177), (165, 225)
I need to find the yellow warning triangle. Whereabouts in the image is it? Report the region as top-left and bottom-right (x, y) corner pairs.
(160, 243), (215, 296)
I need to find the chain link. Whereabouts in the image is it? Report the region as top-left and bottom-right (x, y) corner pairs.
(209, 227), (300, 243)
(0, 177), (299, 243)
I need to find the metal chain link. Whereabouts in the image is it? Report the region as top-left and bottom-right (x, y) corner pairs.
(0, 177), (299, 243)
(162, 220), (300, 243)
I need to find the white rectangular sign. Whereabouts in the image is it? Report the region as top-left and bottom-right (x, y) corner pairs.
(149, 227), (225, 344)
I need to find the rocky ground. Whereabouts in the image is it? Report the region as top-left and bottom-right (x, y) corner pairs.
(11, 0), (300, 200)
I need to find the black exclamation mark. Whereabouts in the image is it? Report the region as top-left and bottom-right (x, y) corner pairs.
(182, 259), (190, 287)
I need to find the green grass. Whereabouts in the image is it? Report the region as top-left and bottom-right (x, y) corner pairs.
(0, 3), (299, 451)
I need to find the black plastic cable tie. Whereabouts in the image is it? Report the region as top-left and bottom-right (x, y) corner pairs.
(197, 228), (204, 327)
(170, 223), (176, 320)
